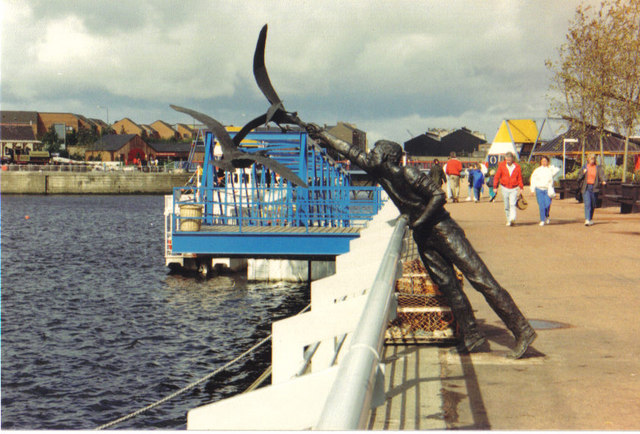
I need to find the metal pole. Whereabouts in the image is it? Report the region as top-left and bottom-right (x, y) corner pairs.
(563, 138), (578, 178)
(315, 215), (407, 430)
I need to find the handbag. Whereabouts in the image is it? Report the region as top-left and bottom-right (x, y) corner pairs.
(548, 185), (556, 199)
(516, 193), (528, 210)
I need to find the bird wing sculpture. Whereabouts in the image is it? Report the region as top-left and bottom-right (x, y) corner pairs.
(253, 24), (307, 128)
(170, 104), (308, 187)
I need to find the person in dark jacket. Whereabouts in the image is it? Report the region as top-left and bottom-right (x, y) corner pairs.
(304, 123), (537, 359)
(428, 159), (446, 188)
(578, 154), (606, 226)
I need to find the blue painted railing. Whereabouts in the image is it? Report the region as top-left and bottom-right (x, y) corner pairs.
(172, 184), (383, 233)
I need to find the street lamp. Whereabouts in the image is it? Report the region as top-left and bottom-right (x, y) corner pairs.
(563, 138), (578, 178)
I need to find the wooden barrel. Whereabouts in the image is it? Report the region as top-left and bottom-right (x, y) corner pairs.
(179, 204), (203, 231)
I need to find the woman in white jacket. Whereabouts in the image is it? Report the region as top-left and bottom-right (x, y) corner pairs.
(529, 156), (560, 226)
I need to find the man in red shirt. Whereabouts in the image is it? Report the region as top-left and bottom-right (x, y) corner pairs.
(445, 152), (463, 202)
(493, 152), (524, 226)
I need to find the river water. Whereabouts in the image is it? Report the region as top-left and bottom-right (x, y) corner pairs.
(1, 194), (310, 430)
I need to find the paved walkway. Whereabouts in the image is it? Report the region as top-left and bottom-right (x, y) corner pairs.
(369, 186), (640, 430)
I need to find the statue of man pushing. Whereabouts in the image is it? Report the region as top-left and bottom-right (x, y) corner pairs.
(304, 125), (537, 358)
(249, 24), (537, 358)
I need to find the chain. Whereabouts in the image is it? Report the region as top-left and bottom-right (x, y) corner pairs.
(96, 303), (311, 430)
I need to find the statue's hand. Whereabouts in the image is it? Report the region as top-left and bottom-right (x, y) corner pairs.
(306, 123), (323, 139)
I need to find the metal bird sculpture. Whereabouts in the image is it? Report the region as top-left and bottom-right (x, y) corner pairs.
(253, 24), (307, 129)
(170, 104), (308, 187)
(170, 24), (313, 187)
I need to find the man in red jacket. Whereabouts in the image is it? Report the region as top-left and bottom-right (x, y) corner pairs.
(493, 152), (524, 226)
(445, 152), (463, 202)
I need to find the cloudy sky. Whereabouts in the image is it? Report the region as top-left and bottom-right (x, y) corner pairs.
(2, 0), (598, 144)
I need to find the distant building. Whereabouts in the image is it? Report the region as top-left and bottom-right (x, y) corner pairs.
(533, 123), (640, 160)
(150, 120), (179, 140)
(86, 134), (152, 163)
(38, 112), (95, 142)
(404, 127), (486, 158)
(0, 110), (41, 137)
(322, 122), (367, 161)
(1, 124), (42, 161)
(112, 118), (145, 136)
(140, 124), (160, 140)
(88, 118), (110, 134)
(148, 141), (201, 163)
(176, 123), (195, 140)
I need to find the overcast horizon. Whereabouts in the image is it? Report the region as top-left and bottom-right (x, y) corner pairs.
(2, 0), (600, 145)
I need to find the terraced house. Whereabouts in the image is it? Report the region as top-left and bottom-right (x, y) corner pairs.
(150, 120), (179, 140)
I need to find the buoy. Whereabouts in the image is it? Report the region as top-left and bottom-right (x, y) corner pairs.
(25, 215), (30, 220)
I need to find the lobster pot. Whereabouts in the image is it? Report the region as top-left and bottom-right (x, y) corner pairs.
(179, 204), (203, 231)
(386, 259), (461, 343)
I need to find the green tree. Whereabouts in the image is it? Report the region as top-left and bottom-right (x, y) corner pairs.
(66, 128), (79, 147)
(42, 125), (62, 153)
(77, 125), (99, 147)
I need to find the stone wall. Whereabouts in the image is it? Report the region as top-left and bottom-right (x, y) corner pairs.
(1, 171), (191, 194)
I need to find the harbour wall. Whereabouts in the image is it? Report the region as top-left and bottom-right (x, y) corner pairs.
(1, 172), (192, 194)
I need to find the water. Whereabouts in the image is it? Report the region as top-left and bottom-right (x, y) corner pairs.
(1, 195), (310, 430)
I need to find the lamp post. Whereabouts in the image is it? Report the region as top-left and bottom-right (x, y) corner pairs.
(563, 138), (578, 178)
(97, 105), (109, 127)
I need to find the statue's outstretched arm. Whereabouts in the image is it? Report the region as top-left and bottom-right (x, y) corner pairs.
(306, 123), (372, 170)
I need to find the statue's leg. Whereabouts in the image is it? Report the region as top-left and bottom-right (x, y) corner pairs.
(412, 231), (485, 351)
(431, 218), (536, 357)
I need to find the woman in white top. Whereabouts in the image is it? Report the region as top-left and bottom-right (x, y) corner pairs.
(529, 156), (560, 226)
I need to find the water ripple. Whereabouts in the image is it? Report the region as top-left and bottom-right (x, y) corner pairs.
(1, 195), (309, 429)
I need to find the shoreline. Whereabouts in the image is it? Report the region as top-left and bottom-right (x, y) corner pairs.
(1, 171), (192, 194)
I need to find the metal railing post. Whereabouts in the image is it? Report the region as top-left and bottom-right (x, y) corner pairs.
(315, 215), (407, 430)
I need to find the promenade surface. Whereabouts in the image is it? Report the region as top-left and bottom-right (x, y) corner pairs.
(369, 185), (640, 430)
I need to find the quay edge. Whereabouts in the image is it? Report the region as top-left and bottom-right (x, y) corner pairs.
(0, 171), (191, 194)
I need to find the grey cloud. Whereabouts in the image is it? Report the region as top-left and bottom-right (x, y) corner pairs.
(2, 0), (603, 140)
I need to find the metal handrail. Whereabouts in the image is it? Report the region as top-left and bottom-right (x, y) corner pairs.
(315, 215), (408, 430)
(171, 185), (384, 231)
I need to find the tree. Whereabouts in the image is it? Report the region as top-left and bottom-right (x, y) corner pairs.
(607, 0), (640, 181)
(42, 125), (62, 153)
(66, 128), (79, 148)
(546, 0), (640, 178)
(77, 125), (99, 147)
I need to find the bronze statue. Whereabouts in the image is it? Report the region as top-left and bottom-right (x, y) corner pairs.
(252, 24), (537, 358)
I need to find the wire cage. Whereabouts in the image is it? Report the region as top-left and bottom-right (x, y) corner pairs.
(386, 259), (460, 344)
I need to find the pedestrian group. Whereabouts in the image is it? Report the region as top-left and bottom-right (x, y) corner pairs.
(429, 152), (608, 227)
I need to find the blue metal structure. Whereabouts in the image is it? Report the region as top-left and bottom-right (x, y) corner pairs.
(165, 129), (384, 261)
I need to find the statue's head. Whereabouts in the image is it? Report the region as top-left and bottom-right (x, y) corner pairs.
(372, 140), (402, 165)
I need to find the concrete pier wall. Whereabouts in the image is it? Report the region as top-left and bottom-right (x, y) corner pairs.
(246, 259), (336, 282)
(187, 201), (400, 430)
(0, 172), (191, 194)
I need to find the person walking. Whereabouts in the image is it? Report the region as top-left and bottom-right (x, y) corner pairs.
(486, 169), (497, 202)
(465, 167), (474, 201)
(494, 152), (524, 226)
(529, 156), (560, 226)
(428, 158), (446, 189)
(445, 152), (463, 202)
(578, 154), (606, 226)
(471, 163), (485, 202)
(443, 161), (453, 200)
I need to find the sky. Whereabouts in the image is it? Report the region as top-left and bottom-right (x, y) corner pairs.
(1, 0), (600, 145)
